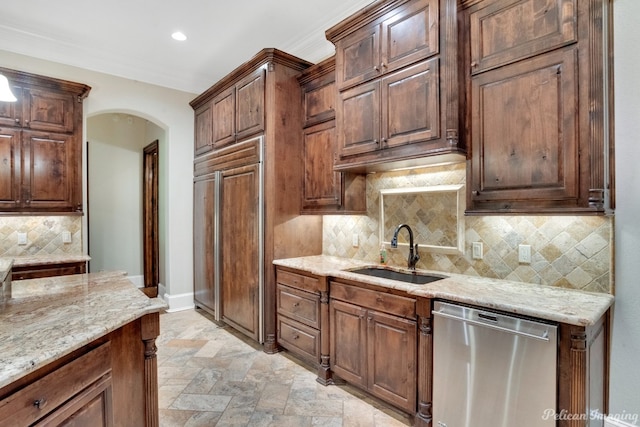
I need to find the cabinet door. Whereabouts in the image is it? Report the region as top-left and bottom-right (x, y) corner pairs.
(302, 120), (342, 211)
(220, 162), (261, 341)
(381, 58), (439, 149)
(469, 0), (577, 74)
(336, 24), (381, 90)
(330, 299), (368, 387)
(23, 88), (75, 133)
(0, 129), (20, 209)
(468, 47), (578, 212)
(381, 0), (439, 74)
(368, 310), (417, 413)
(194, 102), (214, 156)
(23, 131), (76, 210)
(235, 68), (265, 140)
(0, 85), (23, 128)
(193, 175), (217, 316)
(338, 80), (380, 157)
(212, 86), (236, 149)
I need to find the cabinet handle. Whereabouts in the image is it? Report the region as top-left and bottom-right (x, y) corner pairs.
(293, 302), (300, 308)
(367, 316), (373, 322)
(374, 139), (379, 145)
(14, 118), (20, 125)
(373, 65), (379, 72)
(24, 120), (30, 126)
(472, 190), (480, 196)
(381, 137), (387, 143)
(381, 62), (386, 69)
(33, 398), (48, 410)
(471, 61), (478, 69)
(292, 334), (299, 340)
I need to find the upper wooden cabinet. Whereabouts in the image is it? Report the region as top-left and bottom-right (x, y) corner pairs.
(193, 68), (265, 155)
(326, 0), (465, 172)
(297, 57), (366, 215)
(462, 0), (613, 214)
(0, 67), (90, 214)
(333, 0), (439, 90)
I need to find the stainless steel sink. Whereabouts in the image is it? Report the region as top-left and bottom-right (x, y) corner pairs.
(349, 267), (446, 285)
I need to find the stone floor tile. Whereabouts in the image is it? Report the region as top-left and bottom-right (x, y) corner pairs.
(170, 393), (232, 412)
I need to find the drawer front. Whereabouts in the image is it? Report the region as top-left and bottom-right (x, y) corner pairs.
(277, 284), (320, 329)
(330, 281), (416, 319)
(276, 268), (320, 293)
(0, 342), (112, 426)
(277, 316), (320, 364)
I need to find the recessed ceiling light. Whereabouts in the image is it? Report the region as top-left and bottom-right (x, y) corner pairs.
(171, 31), (187, 41)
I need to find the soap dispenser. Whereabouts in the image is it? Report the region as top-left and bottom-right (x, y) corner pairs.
(379, 243), (387, 265)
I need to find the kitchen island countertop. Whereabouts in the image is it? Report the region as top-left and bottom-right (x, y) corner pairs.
(0, 271), (167, 389)
(274, 255), (614, 327)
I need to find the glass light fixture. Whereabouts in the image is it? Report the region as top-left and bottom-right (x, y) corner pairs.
(0, 73), (17, 102)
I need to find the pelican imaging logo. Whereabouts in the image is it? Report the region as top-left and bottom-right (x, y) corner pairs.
(542, 409), (639, 424)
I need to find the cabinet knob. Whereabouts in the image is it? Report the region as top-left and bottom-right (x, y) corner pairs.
(374, 139), (379, 145)
(292, 334), (299, 340)
(33, 398), (48, 410)
(293, 302), (300, 308)
(24, 120), (30, 126)
(472, 190), (480, 196)
(471, 61), (478, 69)
(14, 118), (20, 124)
(381, 62), (386, 69)
(373, 65), (380, 72)
(381, 137), (387, 143)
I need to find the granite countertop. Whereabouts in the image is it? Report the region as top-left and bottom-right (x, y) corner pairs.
(0, 254), (92, 283)
(273, 255), (614, 327)
(0, 271), (167, 389)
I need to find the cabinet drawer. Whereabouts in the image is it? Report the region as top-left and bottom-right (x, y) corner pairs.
(277, 316), (320, 364)
(277, 284), (320, 329)
(330, 281), (416, 319)
(0, 342), (112, 426)
(276, 269), (320, 294)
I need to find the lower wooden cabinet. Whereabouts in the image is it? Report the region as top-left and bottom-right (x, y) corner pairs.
(330, 280), (417, 414)
(11, 260), (87, 281)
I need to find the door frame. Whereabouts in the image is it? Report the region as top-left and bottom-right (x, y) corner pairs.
(142, 140), (159, 297)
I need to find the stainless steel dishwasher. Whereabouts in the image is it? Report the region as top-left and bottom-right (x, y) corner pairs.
(432, 301), (557, 427)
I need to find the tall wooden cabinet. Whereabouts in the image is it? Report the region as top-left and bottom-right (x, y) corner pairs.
(191, 49), (323, 350)
(297, 57), (366, 215)
(461, 0), (614, 214)
(326, 0), (465, 172)
(0, 67), (90, 213)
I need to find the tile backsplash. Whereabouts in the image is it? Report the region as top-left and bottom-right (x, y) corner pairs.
(323, 163), (613, 294)
(0, 216), (83, 256)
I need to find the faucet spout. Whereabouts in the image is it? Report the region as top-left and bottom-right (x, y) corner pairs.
(391, 224), (420, 270)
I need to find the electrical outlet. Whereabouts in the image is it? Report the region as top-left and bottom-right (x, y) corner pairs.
(17, 232), (27, 245)
(62, 231), (72, 243)
(472, 242), (483, 260)
(352, 233), (359, 247)
(518, 244), (532, 264)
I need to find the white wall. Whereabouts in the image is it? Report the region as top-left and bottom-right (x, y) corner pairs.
(0, 50), (196, 309)
(611, 0), (640, 420)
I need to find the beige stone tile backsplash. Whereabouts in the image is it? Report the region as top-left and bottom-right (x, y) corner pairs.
(323, 163), (613, 294)
(0, 216), (83, 257)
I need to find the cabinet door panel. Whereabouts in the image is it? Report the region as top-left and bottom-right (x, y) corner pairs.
(24, 132), (74, 209)
(382, 0), (438, 73)
(470, 48), (578, 209)
(236, 69), (265, 140)
(303, 121), (342, 210)
(368, 310), (417, 413)
(381, 58), (439, 148)
(0, 129), (20, 208)
(338, 81), (380, 157)
(23, 88), (75, 133)
(221, 163), (260, 341)
(194, 102), (213, 156)
(0, 85), (22, 128)
(469, 0), (577, 73)
(336, 24), (381, 90)
(330, 299), (367, 387)
(193, 176), (217, 316)
(212, 87), (236, 149)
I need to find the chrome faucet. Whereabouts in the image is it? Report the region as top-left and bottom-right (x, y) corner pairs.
(391, 224), (420, 270)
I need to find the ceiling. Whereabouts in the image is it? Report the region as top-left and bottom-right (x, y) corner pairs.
(0, 0), (373, 94)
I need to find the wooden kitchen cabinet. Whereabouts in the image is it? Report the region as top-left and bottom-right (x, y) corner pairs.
(11, 260), (87, 280)
(275, 266), (335, 384)
(194, 102), (214, 157)
(297, 57), (366, 214)
(330, 280), (417, 414)
(0, 67), (90, 213)
(193, 173), (217, 316)
(326, 0), (465, 172)
(191, 49), (323, 350)
(462, 0), (614, 213)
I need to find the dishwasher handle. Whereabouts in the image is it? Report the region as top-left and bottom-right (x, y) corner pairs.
(433, 309), (553, 342)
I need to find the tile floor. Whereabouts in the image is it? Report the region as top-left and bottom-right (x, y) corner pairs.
(157, 309), (413, 427)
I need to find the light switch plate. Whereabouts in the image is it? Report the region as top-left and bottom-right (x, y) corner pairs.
(352, 233), (359, 247)
(17, 232), (27, 245)
(472, 242), (483, 260)
(518, 244), (532, 264)
(62, 231), (72, 243)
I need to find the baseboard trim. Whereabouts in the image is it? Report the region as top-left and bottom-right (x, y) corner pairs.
(127, 274), (144, 288)
(163, 291), (195, 312)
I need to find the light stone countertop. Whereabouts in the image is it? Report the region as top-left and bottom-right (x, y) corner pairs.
(0, 254), (92, 283)
(0, 271), (167, 389)
(273, 255), (614, 327)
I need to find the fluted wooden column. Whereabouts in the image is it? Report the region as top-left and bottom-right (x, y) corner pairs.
(141, 313), (160, 427)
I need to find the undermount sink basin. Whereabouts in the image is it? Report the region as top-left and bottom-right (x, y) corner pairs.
(349, 267), (446, 285)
